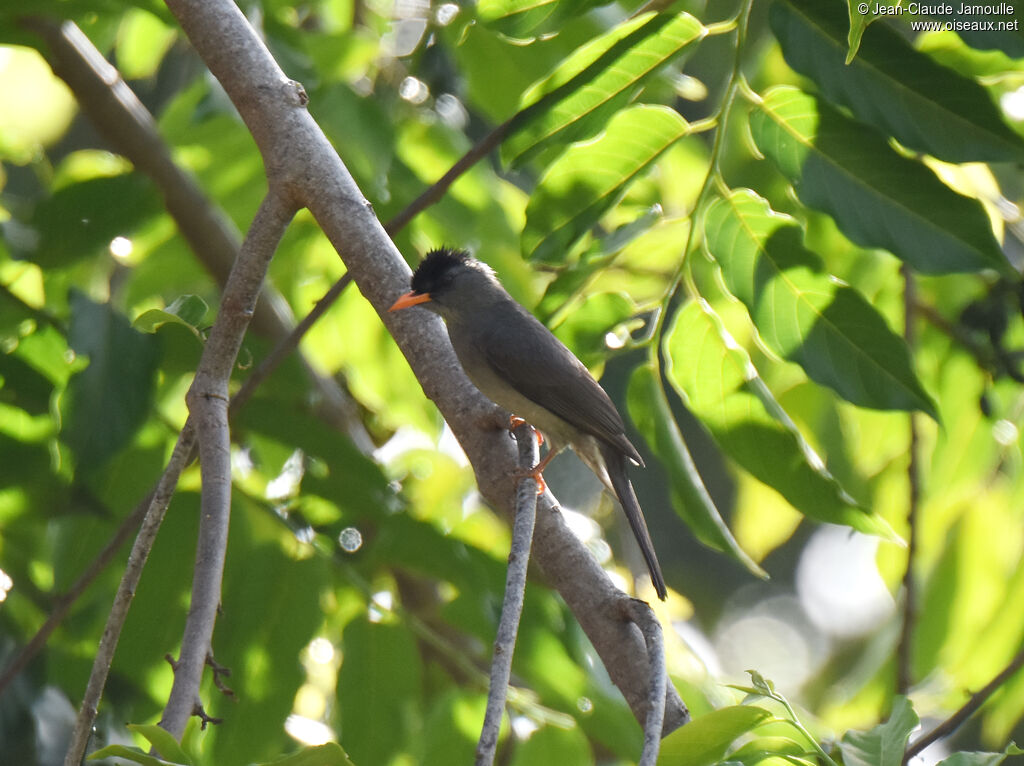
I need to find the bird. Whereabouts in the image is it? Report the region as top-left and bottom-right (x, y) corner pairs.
(389, 247), (667, 600)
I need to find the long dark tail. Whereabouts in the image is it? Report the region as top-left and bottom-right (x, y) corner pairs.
(599, 442), (667, 600)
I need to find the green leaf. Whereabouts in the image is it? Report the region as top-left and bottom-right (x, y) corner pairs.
(627, 363), (766, 578)
(209, 535), (329, 764)
(703, 188), (938, 416)
(844, 0), (883, 63)
(336, 618), (424, 765)
(87, 745), (179, 766)
(117, 8), (177, 79)
(508, 722), (593, 765)
(523, 104), (688, 263)
(748, 87), (1009, 276)
(664, 299), (897, 540)
(27, 172), (162, 267)
(133, 294), (209, 336)
(128, 724), (192, 765)
(657, 705), (775, 765)
(265, 743), (356, 766)
(729, 735), (813, 763)
(937, 743), (1024, 766)
(840, 696), (918, 766)
(503, 11), (704, 166)
(477, 0), (602, 38)
(770, 0), (1024, 163)
(61, 290), (160, 471)
(551, 291), (637, 367)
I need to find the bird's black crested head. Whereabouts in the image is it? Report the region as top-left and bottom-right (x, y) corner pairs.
(410, 248), (494, 297)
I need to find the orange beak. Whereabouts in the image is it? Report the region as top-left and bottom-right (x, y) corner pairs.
(389, 291), (432, 312)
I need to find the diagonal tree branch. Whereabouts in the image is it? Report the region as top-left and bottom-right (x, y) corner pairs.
(162, 0), (688, 734)
(903, 644), (1024, 763)
(25, 16), (373, 454)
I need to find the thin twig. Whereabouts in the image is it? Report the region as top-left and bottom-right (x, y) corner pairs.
(229, 273), (352, 416)
(385, 10), (686, 236)
(903, 645), (1024, 763)
(159, 190), (296, 740)
(621, 599), (667, 766)
(475, 424), (540, 766)
(897, 264), (921, 696)
(63, 421), (198, 766)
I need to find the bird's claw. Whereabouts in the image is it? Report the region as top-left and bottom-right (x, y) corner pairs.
(513, 464), (547, 494)
(508, 415), (544, 446)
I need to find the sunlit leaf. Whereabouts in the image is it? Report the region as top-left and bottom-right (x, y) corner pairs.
(504, 11), (704, 166)
(703, 188), (938, 416)
(840, 696), (918, 766)
(664, 299), (897, 540)
(748, 87), (1009, 276)
(523, 105), (688, 263)
(336, 618), (424, 765)
(657, 705), (774, 765)
(128, 724), (192, 765)
(133, 294), (208, 336)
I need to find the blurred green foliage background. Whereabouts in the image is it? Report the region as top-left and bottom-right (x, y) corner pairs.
(2, 0), (1024, 764)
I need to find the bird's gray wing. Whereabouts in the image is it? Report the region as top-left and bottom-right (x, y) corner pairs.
(478, 303), (642, 463)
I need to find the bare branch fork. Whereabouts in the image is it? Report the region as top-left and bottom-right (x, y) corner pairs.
(160, 190), (298, 738)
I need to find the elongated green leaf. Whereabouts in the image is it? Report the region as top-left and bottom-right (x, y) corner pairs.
(771, 0), (1024, 163)
(523, 104), (688, 263)
(627, 363), (766, 577)
(844, 0), (881, 63)
(749, 87), (1008, 276)
(504, 11), (704, 166)
(937, 744), (1024, 766)
(664, 299), (897, 539)
(86, 745), (177, 766)
(657, 705), (774, 765)
(840, 696), (918, 766)
(703, 189), (937, 416)
(62, 290), (160, 471)
(337, 618), (424, 765)
(477, 0), (601, 37)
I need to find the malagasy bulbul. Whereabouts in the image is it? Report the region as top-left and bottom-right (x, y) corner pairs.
(389, 248), (667, 600)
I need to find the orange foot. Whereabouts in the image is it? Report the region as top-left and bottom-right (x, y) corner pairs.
(508, 415), (544, 446)
(512, 446), (558, 495)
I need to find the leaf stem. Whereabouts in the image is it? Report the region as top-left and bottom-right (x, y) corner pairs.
(649, 0), (754, 343)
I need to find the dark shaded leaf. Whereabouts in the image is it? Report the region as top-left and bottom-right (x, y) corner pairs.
(749, 87), (1009, 276)
(61, 290), (160, 471)
(771, 0), (1024, 163)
